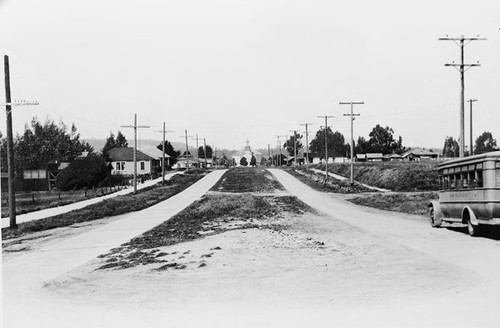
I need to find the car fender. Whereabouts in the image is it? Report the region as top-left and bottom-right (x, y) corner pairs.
(462, 206), (479, 225)
(429, 200), (443, 225)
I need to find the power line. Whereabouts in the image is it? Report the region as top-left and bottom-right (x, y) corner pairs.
(340, 101), (363, 185)
(439, 35), (486, 157)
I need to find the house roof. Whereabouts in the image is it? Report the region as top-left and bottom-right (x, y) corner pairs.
(107, 147), (155, 161)
(139, 146), (171, 159)
(402, 148), (438, 158)
(366, 153), (384, 159)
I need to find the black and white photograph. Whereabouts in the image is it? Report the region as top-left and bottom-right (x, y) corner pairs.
(1, 0), (500, 327)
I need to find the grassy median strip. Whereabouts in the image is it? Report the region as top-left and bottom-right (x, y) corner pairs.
(2, 173), (206, 240)
(96, 193), (314, 270)
(284, 167), (374, 194)
(347, 192), (438, 216)
(211, 167), (284, 193)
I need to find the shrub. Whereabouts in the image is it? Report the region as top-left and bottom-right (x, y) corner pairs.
(56, 154), (109, 191)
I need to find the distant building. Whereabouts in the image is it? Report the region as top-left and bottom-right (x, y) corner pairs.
(231, 139), (262, 166)
(402, 148), (439, 161)
(356, 153), (384, 162)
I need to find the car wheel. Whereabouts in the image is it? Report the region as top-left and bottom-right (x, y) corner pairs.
(429, 206), (441, 228)
(467, 217), (480, 237)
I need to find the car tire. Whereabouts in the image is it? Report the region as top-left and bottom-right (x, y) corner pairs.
(429, 206), (441, 228)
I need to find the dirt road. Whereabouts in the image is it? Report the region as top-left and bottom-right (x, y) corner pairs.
(2, 168), (499, 328)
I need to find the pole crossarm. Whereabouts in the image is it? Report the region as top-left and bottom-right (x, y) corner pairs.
(440, 35), (485, 158)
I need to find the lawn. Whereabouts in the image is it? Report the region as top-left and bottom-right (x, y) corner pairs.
(1, 186), (125, 218)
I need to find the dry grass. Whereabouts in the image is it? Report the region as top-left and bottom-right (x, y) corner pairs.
(210, 167), (284, 193)
(348, 192), (438, 216)
(97, 193), (314, 270)
(315, 162), (439, 191)
(1, 174), (205, 240)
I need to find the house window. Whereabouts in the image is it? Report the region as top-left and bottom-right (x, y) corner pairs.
(140, 161), (145, 171)
(116, 162), (125, 171)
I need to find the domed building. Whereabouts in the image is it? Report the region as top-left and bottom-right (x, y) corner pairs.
(231, 139), (261, 166)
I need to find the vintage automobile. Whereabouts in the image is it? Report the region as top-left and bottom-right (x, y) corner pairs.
(429, 151), (500, 236)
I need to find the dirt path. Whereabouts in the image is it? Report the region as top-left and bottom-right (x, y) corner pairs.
(2, 170), (226, 328)
(1, 172), (183, 228)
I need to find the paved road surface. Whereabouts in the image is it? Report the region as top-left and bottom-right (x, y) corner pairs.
(1, 172), (182, 228)
(2, 170), (226, 328)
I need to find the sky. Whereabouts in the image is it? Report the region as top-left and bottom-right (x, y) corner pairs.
(0, 0), (499, 152)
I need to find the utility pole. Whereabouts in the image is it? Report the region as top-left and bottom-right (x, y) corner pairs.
(121, 114), (149, 194)
(268, 144), (272, 166)
(340, 101), (363, 185)
(439, 35), (485, 158)
(155, 122), (174, 185)
(3, 55), (39, 229)
(289, 130), (300, 167)
(275, 135), (287, 166)
(300, 123), (313, 171)
(468, 99), (478, 156)
(203, 138), (208, 169)
(179, 130), (193, 172)
(318, 115), (334, 181)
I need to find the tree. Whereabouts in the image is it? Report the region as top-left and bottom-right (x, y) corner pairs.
(15, 118), (91, 173)
(115, 131), (128, 148)
(309, 128), (348, 158)
(354, 136), (369, 155)
(240, 157), (248, 166)
(284, 132), (303, 157)
(0, 132), (7, 172)
(250, 155), (257, 167)
(198, 145), (213, 159)
(102, 132), (117, 158)
(442, 136), (460, 157)
(367, 124), (400, 154)
(475, 131), (498, 154)
(56, 154), (109, 191)
(157, 140), (180, 165)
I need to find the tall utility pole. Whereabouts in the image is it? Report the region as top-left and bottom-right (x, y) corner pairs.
(121, 114), (149, 194)
(203, 138), (208, 169)
(155, 122), (174, 185)
(3, 55), (39, 229)
(468, 99), (478, 156)
(318, 115), (334, 181)
(439, 35), (485, 158)
(340, 101), (363, 185)
(300, 123), (313, 170)
(275, 135), (285, 166)
(289, 130), (299, 167)
(179, 130), (193, 172)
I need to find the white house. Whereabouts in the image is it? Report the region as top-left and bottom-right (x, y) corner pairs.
(107, 147), (156, 175)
